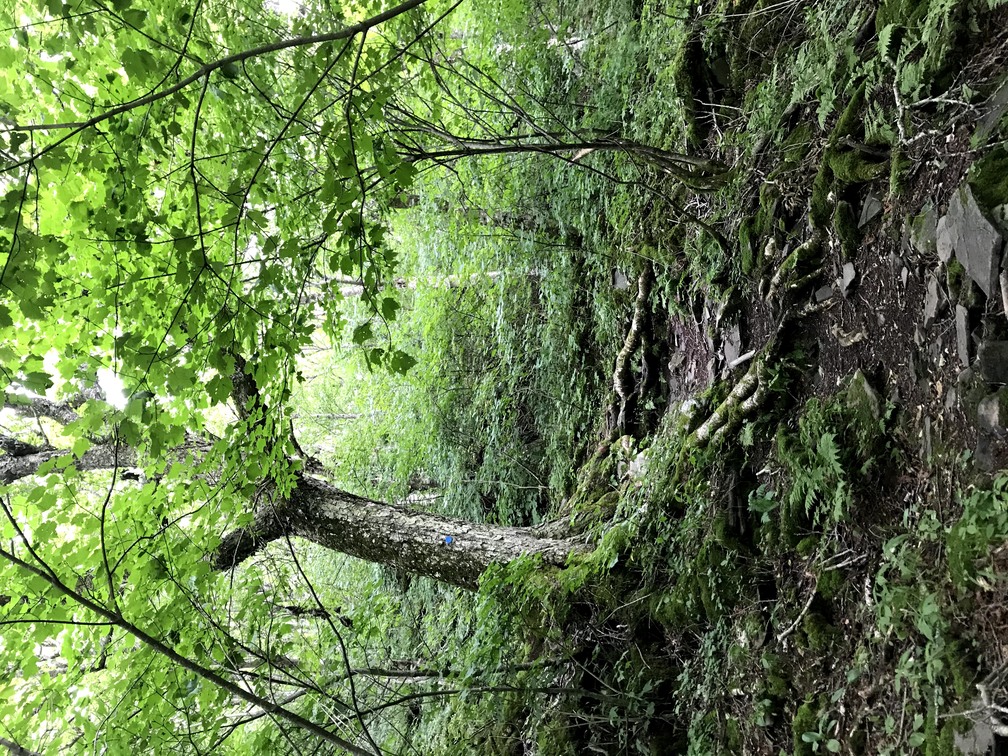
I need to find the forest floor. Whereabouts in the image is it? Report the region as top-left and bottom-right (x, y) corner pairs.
(340, 2), (1008, 753)
(547, 3), (1008, 754)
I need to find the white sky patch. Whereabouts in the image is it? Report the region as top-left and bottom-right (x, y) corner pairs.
(97, 368), (127, 410)
(265, 0), (301, 16)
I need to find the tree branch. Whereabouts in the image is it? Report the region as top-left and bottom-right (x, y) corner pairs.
(4, 394), (87, 427)
(0, 540), (375, 756)
(0, 435), (47, 458)
(5, 0), (430, 171)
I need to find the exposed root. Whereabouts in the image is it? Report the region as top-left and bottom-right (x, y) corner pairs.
(692, 357), (765, 447)
(763, 232), (824, 303)
(611, 262), (656, 436)
(777, 577), (819, 644)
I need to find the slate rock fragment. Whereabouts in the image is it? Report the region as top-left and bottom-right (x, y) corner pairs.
(937, 185), (1003, 297)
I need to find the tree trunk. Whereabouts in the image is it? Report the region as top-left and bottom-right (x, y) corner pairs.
(1, 398), (582, 592)
(214, 474), (582, 590)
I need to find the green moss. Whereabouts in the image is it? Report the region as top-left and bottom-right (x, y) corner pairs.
(724, 716), (743, 752)
(671, 29), (708, 146)
(756, 518), (781, 553)
(713, 513), (745, 550)
(946, 258), (964, 300)
(828, 150), (888, 184)
(800, 612), (839, 652)
(781, 123), (814, 166)
(889, 144), (911, 197)
(810, 160), (834, 230)
(959, 279), (984, 310)
(653, 570), (702, 629)
(792, 698), (820, 756)
(535, 716), (576, 754)
(968, 146), (1008, 211)
(778, 497), (807, 550)
(922, 715), (956, 756)
(796, 535), (819, 558)
(766, 673), (791, 698)
(739, 222), (755, 275)
(844, 369), (884, 446)
(832, 200), (860, 261)
(815, 568), (844, 602)
(740, 183), (781, 272)
(945, 639), (978, 700)
(831, 82), (868, 144)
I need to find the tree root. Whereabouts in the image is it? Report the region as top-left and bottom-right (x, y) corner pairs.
(692, 355), (769, 447)
(610, 261), (656, 436)
(762, 232), (824, 303)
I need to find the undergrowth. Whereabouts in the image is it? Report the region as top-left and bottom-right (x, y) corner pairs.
(288, 0), (1008, 751)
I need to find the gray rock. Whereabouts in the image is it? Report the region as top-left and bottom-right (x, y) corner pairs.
(975, 433), (997, 472)
(923, 274), (946, 328)
(936, 215), (953, 263)
(956, 305), (972, 366)
(839, 262), (857, 297)
(814, 285), (835, 303)
(1000, 271), (1008, 324)
(858, 194), (882, 227)
(945, 386), (958, 409)
(975, 79), (1008, 144)
(908, 204), (938, 256)
(723, 322), (743, 367)
(978, 340), (1008, 384)
(977, 388), (1008, 437)
(938, 184), (1004, 297)
(994, 203), (1008, 237)
(889, 249), (905, 273)
(983, 313), (1008, 341)
(953, 699), (996, 755)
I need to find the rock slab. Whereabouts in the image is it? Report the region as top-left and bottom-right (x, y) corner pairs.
(956, 305), (972, 367)
(978, 340), (1008, 384)
(938, 184), (1003, 297)
(977, 388), (1008, 437)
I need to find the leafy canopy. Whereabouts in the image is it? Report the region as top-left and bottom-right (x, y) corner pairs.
(0, 0), (440, 751)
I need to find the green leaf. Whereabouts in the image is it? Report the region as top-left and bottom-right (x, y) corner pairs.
(380, 296), (399, 321)
(352, 323), (372, 344)
(73, 437), (92, 458)
(388, 349), (417, 375)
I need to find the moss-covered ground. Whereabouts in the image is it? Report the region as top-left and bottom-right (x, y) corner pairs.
(296, 0), (1008, 751)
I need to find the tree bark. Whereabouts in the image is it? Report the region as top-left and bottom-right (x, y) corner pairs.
(0, 442), (137, 485)
(214, 474), (583, 591)
(0, 399), (582, 592)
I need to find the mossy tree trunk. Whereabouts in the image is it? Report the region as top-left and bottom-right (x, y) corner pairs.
(214, 474), (585, 591)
